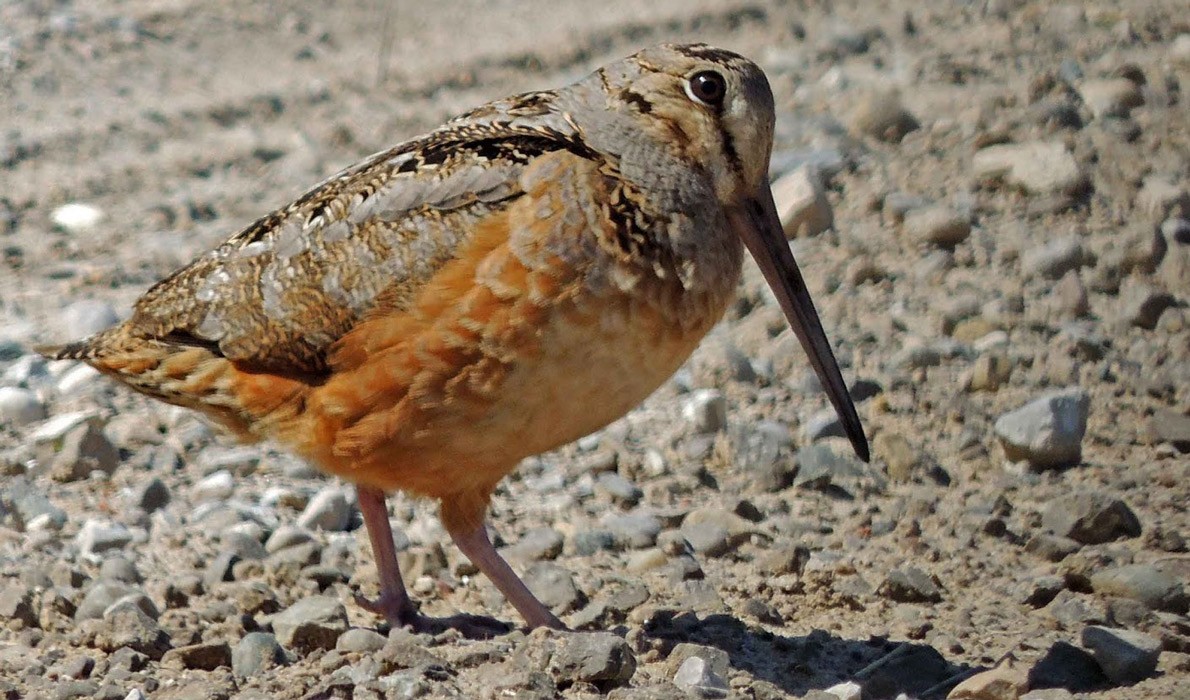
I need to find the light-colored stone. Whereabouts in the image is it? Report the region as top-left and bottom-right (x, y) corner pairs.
(974, 141), (1087, 195)
(772, 165), (833, 238)
(994, 387), (1089, 469)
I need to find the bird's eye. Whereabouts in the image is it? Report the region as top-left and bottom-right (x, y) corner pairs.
(685, 70), (727, 107)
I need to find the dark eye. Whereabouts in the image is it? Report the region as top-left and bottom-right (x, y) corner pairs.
(685, 70), (727, 107)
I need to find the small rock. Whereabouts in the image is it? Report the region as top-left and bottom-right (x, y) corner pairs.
(948, 656), (1028, 699)
(1028, 640), (1108, 692)
(682, 389), (727, 434)
(873, 433), (920, 482)
(1117, 280), (1176, 329)
(196, 445), (260, 476)
(1145, 409), (1190, 451)
(803, 408), (845, 443)
(264, 524), (317, 553)
(76, 520), (134, 556)
(603, 512), (662, 549)
(794, 444), (866, 489)
(967, 352), (1013, 392)
(973, 141), (1088, 196)
(504, 527), (564, 562)
(132, 477), (170, 513)
(335, 628), (387, 653)
(0, 584), (37, 627)
(51, 422), (120, 482)
(822, 681), (864, 700)
(0, 387), (46, 427)
(879, 566), (943, 603)
(548, 632), (636, 687)
(1042, 492), (1142, 544)
(1050, 271), (1089, 317)
(994, 387), (1089, 469)
(192, 470), (236, 502)
(849, 91), (920, 142)
(680, 522), (731, 557)
(51, 203), (104, 232)
(98, 556), (141, 584)
(161, 641), (232, 671)
(524, 563), (583, 613)
(595, 472), (642, 506)
(232, 632), (286, 677)
(271, 595), (348, 651)
(672, 656), (729, 698)
(772, 165), (834, 238)
(1022, 237), (1088, 280)
(1089, 564), (1187, 613)
(1022, 575), (1067, 608)
(1024, 533), (1082, 562)
(297, 486), (354, 531)
(1077, 78), (1143, 118)
(60, 300), (120, 340)
(1080, 626), (1161, 685)
(903, 206), (971, 248)
(96, 604), (171, 659)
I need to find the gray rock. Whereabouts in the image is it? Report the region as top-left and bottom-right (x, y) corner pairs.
(890, 342), (943, 369)
(97, 556), (140, 584)
(595, 471), (642, 506)
(1080, 626), (1160, 685)
(680, 522), (731, 557)
(672, 656), (729, 698)
(794, 444), (866, 490)
(878, 566), (943, 603)
(192, 470), (235, 502)
(1028, 641), (1107, 692)
(1042, 492), (1142, 544)
(0, 386), (46, 426)
(51, 422), (120, 482)
(903, 206), (971, 248)
(1046, 590), (1107, 628)
(271, 595), (348, 651)
(61, 299), (120, 340)
(1146, 408), (1190, 451)
(603, 511), (662, 549)
(160, 641), (232, 671)
(1022, 236), (1089, 280)
(335, 628), (387, 653)
(1117, 280), (1177, 329)
(75, 582), (139, 621)
(232, 632), (286, 677)
(203, 550), (240, 588)
(95, 604), (170, 659)
(524, 562), (583, 613)
(1089, 564), (1187, 613)
(973, 141), (1088, 195)
(548, 632), (636, 687)
(76, 520), (134, 556)
(196, 445), (260, 476)
(994, 387), (1089, 469)
(0, 584), (37, 627)
(131, 477), (170, 513)
(297, 486), (354, 531)
(571, 529), (615, 555)
(731, 421), (793, 492)
(3, 477), (68, 531)
(1025, 533), (1082, 562)
(803, 408), (845, 443)
(682, 389), (727, 434)
(772, 165), (833, 238)
(504, 527), (564, 561)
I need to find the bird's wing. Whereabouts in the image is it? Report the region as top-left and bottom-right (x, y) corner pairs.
(127, 97), (590, 375)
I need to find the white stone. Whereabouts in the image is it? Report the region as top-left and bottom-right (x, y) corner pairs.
(193, 470), (236, 502)
(772, 165), (834, 238)
(0, 386), (46, 426)
(51, 202), (104, 232)
(973, 141), (1086, 195)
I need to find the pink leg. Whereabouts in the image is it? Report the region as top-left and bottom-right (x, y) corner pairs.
(448, 522), (566, 630)
(353, 485), (419, 626)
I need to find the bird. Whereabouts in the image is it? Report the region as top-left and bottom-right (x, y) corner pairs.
(43, 43), (869, 632)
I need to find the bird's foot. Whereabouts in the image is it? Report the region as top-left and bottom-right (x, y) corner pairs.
(353, 591), (512, 639)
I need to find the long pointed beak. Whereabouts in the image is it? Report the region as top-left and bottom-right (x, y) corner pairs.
(734, 185), (869, 462)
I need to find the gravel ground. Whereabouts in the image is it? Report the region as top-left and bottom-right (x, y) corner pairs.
(1, 1), (1187, 698)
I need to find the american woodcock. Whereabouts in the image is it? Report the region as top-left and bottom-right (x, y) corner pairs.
(46, 43), (868, 631)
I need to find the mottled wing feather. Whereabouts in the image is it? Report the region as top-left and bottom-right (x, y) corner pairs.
(128, 98), (587, 375)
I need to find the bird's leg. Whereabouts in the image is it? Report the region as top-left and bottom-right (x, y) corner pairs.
(442, 495), (565, 630)
(353, 485), (419, 626)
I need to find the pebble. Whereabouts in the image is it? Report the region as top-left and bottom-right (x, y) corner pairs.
(1021, 236), (1088, 280)
(131, 477), (170, 513)
(973, 141), (1087, 195)
(547, 632), (636, 687)
(503, 527), (564, 561)
(993, 387), (1089, 469)
(264, 523), (317, 553)
(335, 628), (387, 653)
(98, 556), (141, 584)
(794, 444), (866, 489)
(682, 389), (727, 434)
(524, 563), (583, 613)
(672, 656), (729, 698)
(595, 471), (642, 506)
(0, 584), (37, 627)
(1024, 533), (1082, 562)
(196, 445), (261, 476)
(803, 408), (845, 443)
(772, 165), (834, 238)
(74, 582), (139, 620)
(232, 632), (286, 677)
(160, 641), (232, 671)
(51, 203), (104, 232)
(731, 421), (793, 492)
(0, 387), (46, 426)
(948, 657), (1028, 699)
(76, 520), (134, 556)
(60, 299), (120, 340)
(95, 604), (171, 659)
(1145, 409), (1190, 451)
(873, 432), (921, 482)
(903, 206), (971, 248)
(192, 470), (236, 501)
(849, 91), (920, 142)
(1042, 491), (1141, 544)
(51, 421), (120, 482)
(1080, 626), (1161, 684)
(1089, 564), (1187, 613)
(1077, 78), (1143, 119)
(297, 486), (354, 531)
(680, 521), (731, 557)
(1116, 280), (1176, 329)
(270, 595), (348, 651)
(878, 565), (943, 603)
(967, 352), (1013, 392)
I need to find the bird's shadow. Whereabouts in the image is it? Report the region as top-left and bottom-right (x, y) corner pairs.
(637, 610), (975, 699)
